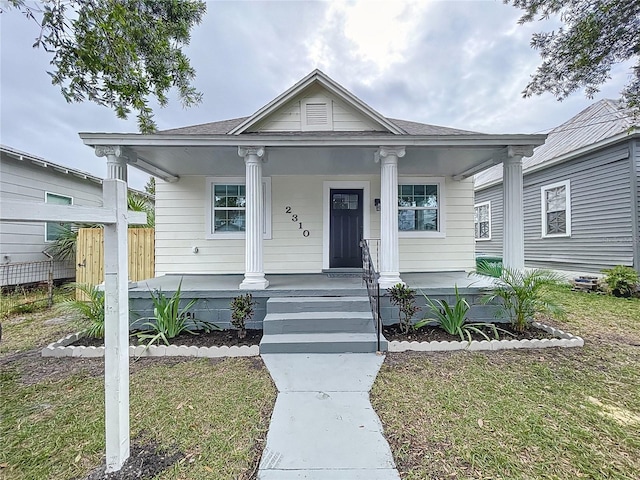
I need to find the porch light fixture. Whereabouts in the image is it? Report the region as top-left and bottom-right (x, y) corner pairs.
(374, 198), (381, 211)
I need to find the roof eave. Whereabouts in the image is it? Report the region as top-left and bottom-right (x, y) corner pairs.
(474, 129), (640, 191)
(79, 132), (547, 148)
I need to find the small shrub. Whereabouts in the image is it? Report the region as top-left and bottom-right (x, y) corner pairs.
(57, 283), (105, 339)
(483, 267), (565, 332)
(388, 283), (420, 334)
(415, 285), (500, 342)
(601, 265), (639, 297)
(136, 280), (218, 346)
(230, 293), (255, 339)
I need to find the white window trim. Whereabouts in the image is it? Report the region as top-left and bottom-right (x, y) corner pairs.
(541, 179), (571, 238)
(474, 200), (491, 241)
(205, 176), (272, 240)
(301, 98), (333, 131)
(398, 177), (446, 238)
(44, 191), (73, 243)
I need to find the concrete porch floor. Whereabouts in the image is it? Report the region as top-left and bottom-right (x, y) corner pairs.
(128, 271), (496, 298)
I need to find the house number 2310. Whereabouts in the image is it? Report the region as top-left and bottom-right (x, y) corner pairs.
(285, 206), (310, 237)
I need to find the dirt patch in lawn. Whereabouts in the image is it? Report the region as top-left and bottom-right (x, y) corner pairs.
(383, 322), (558, 343)
(80, 438), (183, 480)
(1, 348), (215, 386)
(71, 329), (263, 348)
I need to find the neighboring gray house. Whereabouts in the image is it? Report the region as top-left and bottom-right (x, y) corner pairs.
(0, 145), (105, 283)
(474, 100), (640, 273)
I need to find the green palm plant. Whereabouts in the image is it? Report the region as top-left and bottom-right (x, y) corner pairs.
(482, 267), (565, 332)
(49, 193), (154, 262)
(48, 223), (100, 262)
(136, 280), (218, 347)
(415, 285), (500, 342)
(127, 193), (155, 228)
(57, 283), (105, 338)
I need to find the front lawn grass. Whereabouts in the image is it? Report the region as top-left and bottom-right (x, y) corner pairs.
(372, 285), (640, 479)
(0, 309), (82, 356)
(1, 357), (276, 479)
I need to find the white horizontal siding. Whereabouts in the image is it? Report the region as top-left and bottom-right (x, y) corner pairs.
(155, 174), (476, 275)
(155, 176), (242, 275)
(251, 84), (382, 133)
(399, 178), (475, 272)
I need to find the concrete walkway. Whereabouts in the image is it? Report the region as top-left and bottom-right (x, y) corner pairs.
(258, 353), (400, 480)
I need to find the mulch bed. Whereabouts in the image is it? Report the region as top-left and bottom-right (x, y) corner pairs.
(383, 323), (558, 343)
(80, 439), (183, 480)
(71, 329), (263, 348)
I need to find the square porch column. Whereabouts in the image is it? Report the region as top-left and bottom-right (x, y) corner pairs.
(238, 146), (269, 290)
(377, 146), (405, 289)
(94, 146), (130, 472)
(502, 146), (532, 270)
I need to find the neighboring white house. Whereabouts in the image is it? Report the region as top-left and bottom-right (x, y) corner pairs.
(0, 145), (105, 282)
(80, 70), (545, 289)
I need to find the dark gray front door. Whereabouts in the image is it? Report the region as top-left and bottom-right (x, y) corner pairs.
(330, 189), (363, 268)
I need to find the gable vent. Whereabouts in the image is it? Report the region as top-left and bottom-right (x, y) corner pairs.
(306, 103), (328, 125)
(302, 99), (333, 131)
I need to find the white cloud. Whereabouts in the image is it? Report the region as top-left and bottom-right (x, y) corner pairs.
(306, 0), (429, 84)
(0, 0), (633, 189)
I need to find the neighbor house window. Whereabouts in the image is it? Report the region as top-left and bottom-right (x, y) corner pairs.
(45, 192), (72, 242)
(474, 201), (491, 240)
(398, 178), (445, 237)
(206, 177), (271, 239)
(541, 180), (571, 238)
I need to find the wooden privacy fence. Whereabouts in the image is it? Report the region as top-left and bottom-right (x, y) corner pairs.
(76, 228), (154, 295)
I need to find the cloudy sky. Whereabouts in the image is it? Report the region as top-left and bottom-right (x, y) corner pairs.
(0, 0), (632, 190)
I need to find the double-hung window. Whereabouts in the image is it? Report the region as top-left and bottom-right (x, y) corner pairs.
(45, 192), (72, 242)
(474, 201), (491, 240)
(398, 178), (445, 237)
(541, 180), (571, 237)
(206, 177), (271, 239)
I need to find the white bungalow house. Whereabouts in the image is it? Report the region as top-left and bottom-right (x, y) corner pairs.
(79, 70), (545, 352)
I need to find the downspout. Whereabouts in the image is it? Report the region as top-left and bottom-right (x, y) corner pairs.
(629, 139), (640, 274)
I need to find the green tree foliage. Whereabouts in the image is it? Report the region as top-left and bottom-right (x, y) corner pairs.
(4, 0), (206, 132)
(144, 176), (156, 196)
(508, 0), (640, 113)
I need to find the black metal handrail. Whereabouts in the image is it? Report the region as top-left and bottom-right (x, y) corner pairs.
(360, 239), (381, 352)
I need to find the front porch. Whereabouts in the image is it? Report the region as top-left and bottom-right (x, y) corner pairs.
(128, 271), (498, 330)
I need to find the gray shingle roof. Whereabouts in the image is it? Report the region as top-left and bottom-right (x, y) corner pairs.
(159, 116), (482, 136)
(387, 118), (480, 135)
(474, 99), (636, 189)
(159, 117), (249, 135)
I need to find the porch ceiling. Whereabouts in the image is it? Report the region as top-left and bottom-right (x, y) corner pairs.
(79, 133), (546, 180)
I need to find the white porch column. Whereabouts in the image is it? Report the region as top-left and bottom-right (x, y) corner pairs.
(238, 146), (269, 290)
(502, 146), (532, 270)
(377, 146), (405, 289)
(96, 145), (128, 182)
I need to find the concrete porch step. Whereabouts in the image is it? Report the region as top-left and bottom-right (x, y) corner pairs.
(266, 296), (371, 314)
(259, 332), (387, 354)
(263, 311), (375, 335)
